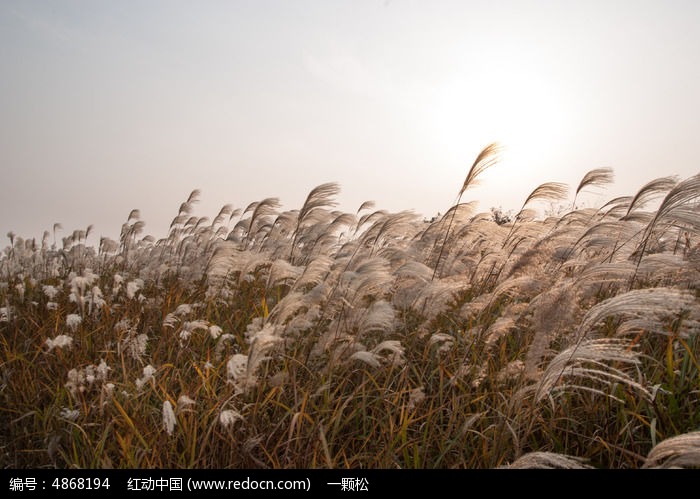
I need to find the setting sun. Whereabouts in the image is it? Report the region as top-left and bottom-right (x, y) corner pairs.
(423, 46), (574, 206)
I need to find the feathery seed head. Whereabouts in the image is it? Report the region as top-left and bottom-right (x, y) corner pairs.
(162, 401), (176, 436)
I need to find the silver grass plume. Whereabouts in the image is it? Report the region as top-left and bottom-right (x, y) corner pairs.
(175, 190), (201, 224)
(127, 210), (140, 222)
(576, 254), (695, 292)
(599, 195), (633, 218)
(376, 245), (422, 272)
(304, 211), (357, 262)
(636, 253), (700, 286)
(211, 204), (235, 228)
(359, 211), (421, 255)
(392, 260), (434, 308)
(269, 286), (328, 331)
(290, 182), (340, 263)
(348, 350), (381, 368)
(261, 210), (300, 257)
(633, 173), (700, 277)
(503, 182), (569, 250)
(521, 182), (570, 210)
(488, 274), (545, 304)
(395, 260), (435, 283)
(517, 338), (650, 404)
(502, 452), (593, 469)
(329, 212), (357, 233)
(479, 183), (567, 291)
(291, 255), (334, 291)
(186, 188), (201, 204)
(242, 197), (281, 248)
(291, 219), (339, 262)
(509, 226), (580, 276)
(227, 323), (281, 392)
(267, 290), (306, 325)
(206, 243), (271, 283)
(554, 207), (602, 231)
(484, 317), (516, 348)
(345, 256), (393, 306)
(357, 200), (376, 214)
(573, 167), (614, 209)
(440, 201), (477, 225)
(574, 261), (636, 288)
(625, 175), (678, 217)
(571, 218), (644, 263)
(429, 332), (455, 353)
(523, 281), (579, 378)
(356, 209), (388, 234)
(266, 259), (304, 289)
(411, 277), (469, 319)
(433, 143), (502, 280)
(459, 142), (502, 197)
(248, 220), (276, 250)
(643, 431), (700, 469)
(574, 287), (697, 342)
(349, 340), (405, 368)
(162, 400), (176, 436)
(425, 202), (477, 272)
(357, 300), (395, 337)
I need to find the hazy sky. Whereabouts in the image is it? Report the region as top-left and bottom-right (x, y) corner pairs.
(1, 0), (699, 243)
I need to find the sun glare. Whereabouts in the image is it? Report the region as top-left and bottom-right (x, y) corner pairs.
(425, 53), (572, 201)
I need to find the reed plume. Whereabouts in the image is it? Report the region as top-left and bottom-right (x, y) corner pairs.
(433, 142), (502, 280)
(573, 167), (614, 209)
(290, 182), (340, 263)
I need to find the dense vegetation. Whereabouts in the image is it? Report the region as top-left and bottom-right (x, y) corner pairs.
(2, 146), (698, 468)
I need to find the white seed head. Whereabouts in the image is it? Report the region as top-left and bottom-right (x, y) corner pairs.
(162, 401), (176, 436)
(219, 409), (242, 429)
(66, 314), (82, 332)
(45, 334), (73, 352)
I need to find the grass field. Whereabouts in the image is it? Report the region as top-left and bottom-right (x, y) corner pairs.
(1, 146), (699, 468)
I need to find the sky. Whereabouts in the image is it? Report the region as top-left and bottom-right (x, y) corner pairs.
(1, 0), (699, 244)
